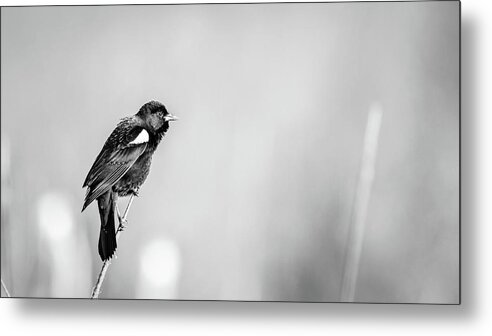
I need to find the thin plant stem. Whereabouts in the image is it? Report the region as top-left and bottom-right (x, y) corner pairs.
(340, 104), (383, 302)
(1, 278), (11, 297)
(91, 194), (135, 299)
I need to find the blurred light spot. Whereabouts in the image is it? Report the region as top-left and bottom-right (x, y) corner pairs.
(37, 192), (73, 242)
(140, 238), (181, 289)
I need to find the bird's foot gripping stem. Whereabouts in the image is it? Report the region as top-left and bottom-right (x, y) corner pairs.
(118, 217), (128, 232)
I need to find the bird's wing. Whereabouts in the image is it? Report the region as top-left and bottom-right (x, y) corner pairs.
(82, 121), (149, 211)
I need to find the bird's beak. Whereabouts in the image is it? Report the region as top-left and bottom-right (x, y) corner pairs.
(164, 114), (179, 122)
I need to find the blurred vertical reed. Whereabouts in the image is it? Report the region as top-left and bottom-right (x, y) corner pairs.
(1, 279), (11, 297)
(1, 136), (12, 298)
(340, 104), (383, 302)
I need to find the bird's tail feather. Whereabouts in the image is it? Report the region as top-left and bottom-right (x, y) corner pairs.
(97, 191), (117, 261)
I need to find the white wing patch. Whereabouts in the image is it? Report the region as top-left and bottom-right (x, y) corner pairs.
(129, 129), (149, 145)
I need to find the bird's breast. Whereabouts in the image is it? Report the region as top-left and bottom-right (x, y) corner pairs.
(113, 151), (153, 196)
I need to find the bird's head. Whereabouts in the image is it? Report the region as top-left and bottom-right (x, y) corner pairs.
(137, 100), (178, 134)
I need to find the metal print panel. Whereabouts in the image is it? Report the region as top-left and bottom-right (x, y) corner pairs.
(0, 1), (460, 303)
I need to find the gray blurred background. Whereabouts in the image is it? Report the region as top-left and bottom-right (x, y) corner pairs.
(1, 2), (459, 303)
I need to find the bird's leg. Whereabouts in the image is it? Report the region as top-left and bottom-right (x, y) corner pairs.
(115, 203), (127, 232)
(113, 194), (127, 232)
(117, 191), (137, 231)
(123, 194), (135, 218)
(116, 194), (135, 232)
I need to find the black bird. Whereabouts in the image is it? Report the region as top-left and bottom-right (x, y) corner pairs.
(82, 101), (177, 261)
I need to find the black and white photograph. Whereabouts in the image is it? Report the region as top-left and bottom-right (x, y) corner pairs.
(1, 1), (459, 304)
